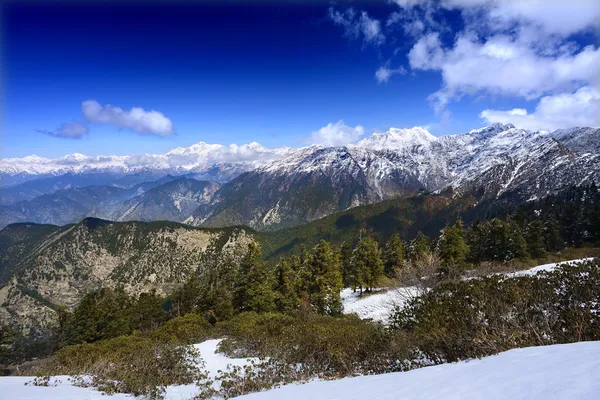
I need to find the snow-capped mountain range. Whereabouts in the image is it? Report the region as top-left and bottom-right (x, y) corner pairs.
(1, 124), (599, 230)
(0, 142), (294, 187)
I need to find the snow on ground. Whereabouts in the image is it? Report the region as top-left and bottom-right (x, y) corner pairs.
(193, 339), (257, 379)
(341, 287), (419, 323)
(507, 258), (593, 277)
(0, 338), (254, 400)
(342, 258), (594, 324)
(237, 341), (600, 400)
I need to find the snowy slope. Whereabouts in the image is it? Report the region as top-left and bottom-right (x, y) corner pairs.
(0, 338), (254, 400)
(237, 341), (600, 400)
(342, 258), (592, 323)
(4, 340), (598, 399)
(341, 287), (419, 323)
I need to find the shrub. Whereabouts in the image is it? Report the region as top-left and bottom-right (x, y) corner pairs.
(391, 258), (600, 363)
(217, 312), (412, 377)
(36, 334), (206, 399)
(149, 313), (212, 345)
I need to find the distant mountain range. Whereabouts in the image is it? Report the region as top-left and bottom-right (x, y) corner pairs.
(1, 124), (599, 230)
(0, 141), (293, 188)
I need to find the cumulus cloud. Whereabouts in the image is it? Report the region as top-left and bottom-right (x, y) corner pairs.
(328, 8), (385, 46)
(375, 65), (407, 83)
(409, 33), (600, 112)
(310, 121), (366, 147)
(480, 86), (600, 131)
(37, 121), (89, 139)
(82, 100), (174, 137)
(442, 0), (600, 36)
(332, 0), (600, 128)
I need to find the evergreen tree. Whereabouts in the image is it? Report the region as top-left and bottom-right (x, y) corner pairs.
(167, 275), (202, 317)
(340, 241), (354, 287)
(543, 215), (564, 252)
(295, 245), (312, 294)
(351, 236), (385, 292)
(437, 219), (470, 269)
(382, 234), (406, 277)
(132, 290), (167, 331)
(307, 240), (343, 315)
(273, 257), (299, 314)
(233, 243), (275, 313)
(524, 219), (546, 259)
(466, 218), (486, 263)
(409, 231), (431, 261)
(507, 219), (530, 260)
(59, 288), (134, 346)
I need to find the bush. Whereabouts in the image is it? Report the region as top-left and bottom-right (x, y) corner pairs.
(391, 258), (600, 363)
(216, 312), (296, 357)
(149, 313), (212, 345)
(216, 312), (412, 377)
(36, 334), (206, 399)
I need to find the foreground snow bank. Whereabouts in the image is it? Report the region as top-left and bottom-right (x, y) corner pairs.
(237, 341), (600, 400)
(0, 338), (254, 400)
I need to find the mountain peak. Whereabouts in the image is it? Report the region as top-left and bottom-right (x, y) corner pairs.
(468, 123), (515, 137)
(355, 126), (435, 151)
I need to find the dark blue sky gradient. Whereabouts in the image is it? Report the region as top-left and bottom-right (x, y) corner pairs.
(1, 1), (540, 157)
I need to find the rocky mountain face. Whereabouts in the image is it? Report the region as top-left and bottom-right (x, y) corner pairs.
(0, 219), (255, 337)
(0, 175), (183, 228)
(1, 124), (599, 232)
(190, 124), (600, 230)
(89, 178), (220, 223)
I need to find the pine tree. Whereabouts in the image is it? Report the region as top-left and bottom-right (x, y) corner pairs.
(132, 290), (167, 331)
(543, 215), (564, 252)
(524, 219), (546, 259)
(340, 241), (354, 287)
(273, 257), (299, 314)
(350, 236), (385, 292)
(409, 231), (431, 261)
(233, 243), (275, 313)
(507, 220), (529, 260)
(307, 240), (343, 315)
(466, 218), (486, 263)
(437, 219), (470, 270)
(382, 234), (406, 277)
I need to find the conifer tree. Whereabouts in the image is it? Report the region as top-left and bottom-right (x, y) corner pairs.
(307, 240), (343, 315)
(382, 234), (406, 277)
(350, 237), (384, 293)
(466, 218), (486, 263)
(273, 257), (299, 314)
(233, 243), (275, 313)
(524, 219), (546, 259)
(437, 219), (470, 269)
(340, 241), (354, 287)
(409, 231), (431, 261)
(507, 220), (529, 260)
(132, 290), (167, 331)
(543, 215), (564, 252)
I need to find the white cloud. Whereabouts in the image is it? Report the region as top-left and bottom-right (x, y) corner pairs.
(375, 65), (407, 83)
(480, 86), (600, 131)
(328, 8), (385, 46)
(442, 0), (600, 36)
(372, 0), (600, 126)
(82, 100), (174, 137)
(408, 32), (600, 114)
(310, 121), (366, 147)
(37, 121), (89, 139)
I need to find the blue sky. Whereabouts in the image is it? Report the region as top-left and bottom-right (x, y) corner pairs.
(1, 1), (598, 158)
